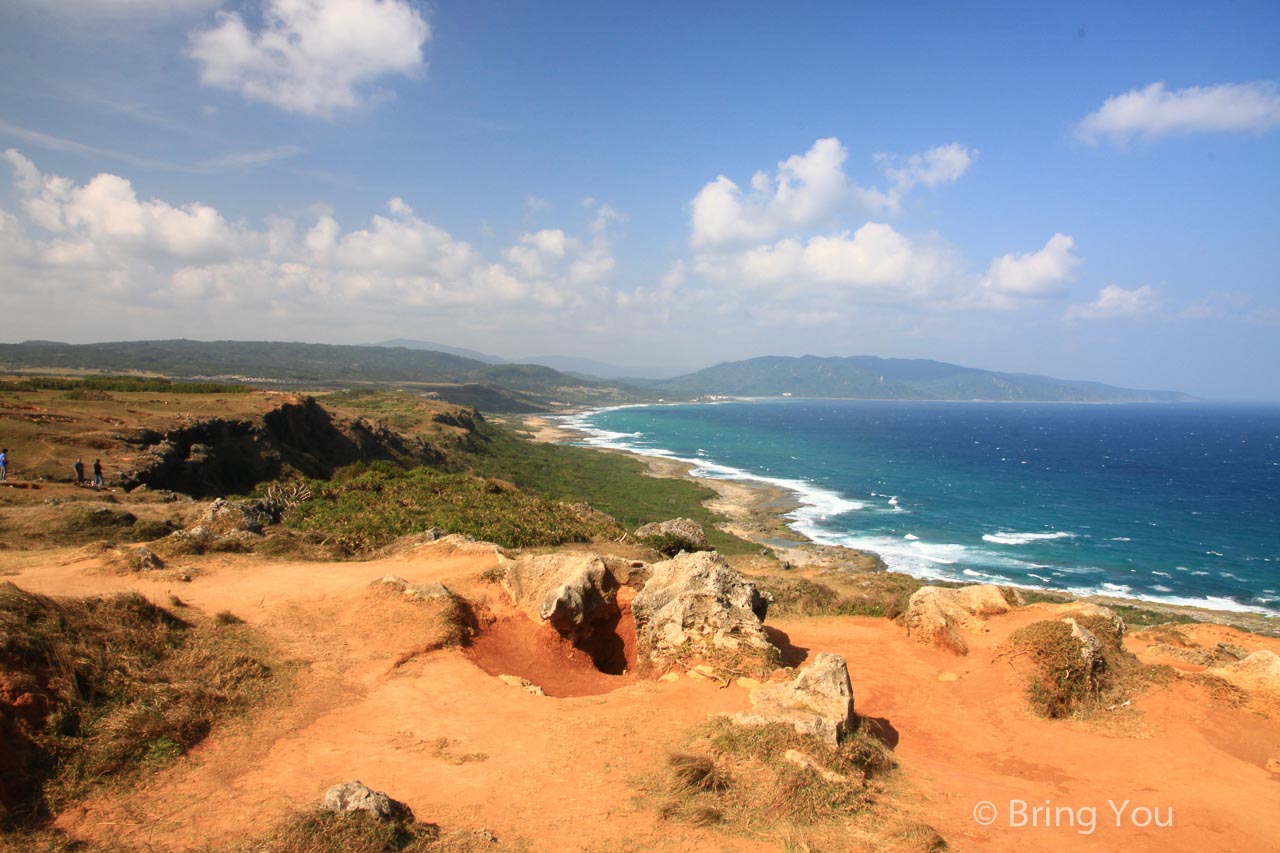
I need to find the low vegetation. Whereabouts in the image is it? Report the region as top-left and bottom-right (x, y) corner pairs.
(648, 718), (895, 838)
(0, 376), (251, 394)
(285, 462), (625, 552)
(0, 583), (274, 834)
(1009, 615), (1175, 719)
(216, 809), (503, 853)
(468, 421), (757, 555)
(755, 573), (926, 620)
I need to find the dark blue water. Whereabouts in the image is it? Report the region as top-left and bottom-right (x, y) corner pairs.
(569, 400), (1280, 615)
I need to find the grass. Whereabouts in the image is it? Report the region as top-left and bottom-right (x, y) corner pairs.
(213, 808), (508, 853)
(285, 462), (626, 552)
(0, 376), (252, 394)
(755, 573), (925, 620)
(0, 583), (274, 832)
(466, 421), (758, 555)
(1008, 615), (1173, 719)
(646, 717), (896, 838)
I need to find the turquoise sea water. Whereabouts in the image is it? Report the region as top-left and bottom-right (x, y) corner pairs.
(568, 400), (1280, 615)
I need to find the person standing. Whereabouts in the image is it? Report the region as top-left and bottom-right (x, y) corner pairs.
(92, 458), (104, 490)
(74, 457), (85, 484)
(0, 448), (7, 481)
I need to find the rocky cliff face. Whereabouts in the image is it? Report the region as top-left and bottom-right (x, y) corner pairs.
(121, 397), (462, 497)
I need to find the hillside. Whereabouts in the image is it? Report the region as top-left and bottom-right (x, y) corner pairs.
(651, 355), (1197, 402)
(0, 340), (646, 412)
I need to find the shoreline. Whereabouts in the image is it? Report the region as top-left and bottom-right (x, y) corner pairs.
(517, 411), (1280, 636)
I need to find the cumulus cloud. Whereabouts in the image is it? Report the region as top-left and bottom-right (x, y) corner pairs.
(1, 150), (618, 332)
(188, 0), (431, 118)
(1077, 81), (1280, 146)
(689, 137), (976, 247)
(1066, 285), (1156, 320)
(982, 233), (1080, 304)
(694, 222), (953, 302)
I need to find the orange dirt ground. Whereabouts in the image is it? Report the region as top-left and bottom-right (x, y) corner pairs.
(5, 542), (1280, 852)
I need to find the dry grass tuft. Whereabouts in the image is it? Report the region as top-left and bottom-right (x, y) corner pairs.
(0, 582), (274, 834)
(217, 808), (505, 853)
(646, 718), (896, 839)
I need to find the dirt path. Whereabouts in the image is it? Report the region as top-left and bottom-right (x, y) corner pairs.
(7, 550), (1280, 852)
(773, 609), (1280, 851)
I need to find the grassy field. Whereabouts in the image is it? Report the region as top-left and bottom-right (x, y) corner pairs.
(465, 420), (758, 555)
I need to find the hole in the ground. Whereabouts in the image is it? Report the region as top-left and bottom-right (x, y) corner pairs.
(463, 601), (637, 698)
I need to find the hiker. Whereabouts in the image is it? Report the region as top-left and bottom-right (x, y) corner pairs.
(74, 457), (85, 484)
(0, 448), (7, 481)
(92, 458), (104, 489)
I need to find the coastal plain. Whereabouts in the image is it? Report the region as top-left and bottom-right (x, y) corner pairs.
(2, 386), (1278, 852)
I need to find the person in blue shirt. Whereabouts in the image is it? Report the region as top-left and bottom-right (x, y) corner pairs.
(0, 448), (7, 481)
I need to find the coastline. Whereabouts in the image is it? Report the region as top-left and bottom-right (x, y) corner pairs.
(517, 411), (1280, 636)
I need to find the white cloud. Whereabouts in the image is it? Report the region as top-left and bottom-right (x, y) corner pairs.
(1066, 285), (1156, 320)
(1, 150), (618, 331)
(689, 138), (976, 247)
(188, 0), (431, 118)
(1077, 81), (1280, 146)
(982, 233), (1080, 304)
(695, 222), (952, 302)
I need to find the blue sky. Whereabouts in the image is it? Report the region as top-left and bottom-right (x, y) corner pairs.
(1, 1), (1277, 398)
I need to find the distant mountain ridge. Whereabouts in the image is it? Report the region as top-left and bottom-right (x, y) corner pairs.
(0, 339), (641, 412)
(649, 355), (1197, 403)
(0, 341), (1198, 407)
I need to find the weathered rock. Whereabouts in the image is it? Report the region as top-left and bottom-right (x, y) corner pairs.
(784, 749), (849, 784)
(200, 498), (270, 535)
(497, 674), (545, 696)
(370, 575), (452, 602)
(1045, 601), (1125, 643)
(729, 652), (856, 745)
(635, 518), (708, 552)
(904, 584), (1024, 655)
(321, 780), (411, 821)
(1214, 650), (1280, 694)
(1062, 618), (1104, 682)
(127, 547), (164, 571)
(631, 551), (774, 676)
(500, 552), (645, 636)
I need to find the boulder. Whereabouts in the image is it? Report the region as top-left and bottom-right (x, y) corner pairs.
(127, 546), (164, 571)
(728, 652), (856, 745)
(635, 518), (709, 552)
(321, 780), (411, 821)
(500, 552), (646, 637)
(1062, 618), (1105, 685)
(200, 498), (270, 535)
(631, 551), (774, 676)
(904, 584), (1024, 655)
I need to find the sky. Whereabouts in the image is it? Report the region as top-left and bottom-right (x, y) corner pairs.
(0, 1), (1278, 399)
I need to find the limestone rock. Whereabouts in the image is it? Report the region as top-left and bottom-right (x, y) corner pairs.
(500, 552), (644, 637)
(904, 584), (1024, 655)
(370, 575), (452, 602)
(497, 674), (545, 696)
(200, 498), (270, 535)
(321, 780), (411, 821)
(635, 518), (709, 552)
(1045, 601), (1125, 643)
(631, 551), (774, 676)
(127, 546), (164, 571)
(729, 652), (856, 745)
(1214, 650), (1280, 694)
(1062, 617), (1104, 683)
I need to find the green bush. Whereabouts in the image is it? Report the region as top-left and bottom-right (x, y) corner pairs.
(286, 465), (625, 551)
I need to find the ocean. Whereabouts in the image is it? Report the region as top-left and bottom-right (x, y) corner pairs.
(566, 399), (1280, 615)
